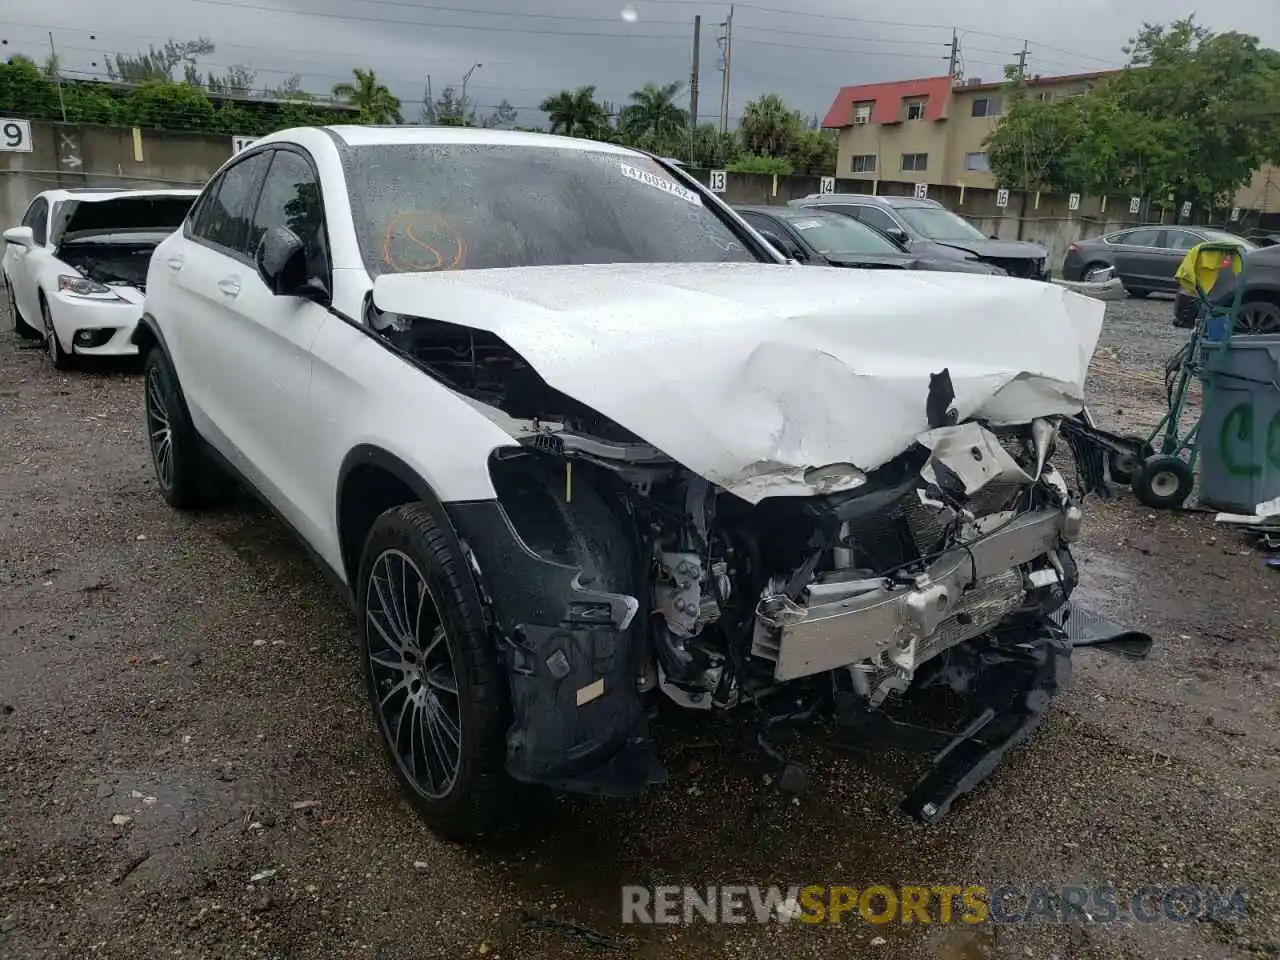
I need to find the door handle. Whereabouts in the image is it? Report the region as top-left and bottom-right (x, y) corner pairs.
(166, 256), (184, 272)
(217, 277), (241, 298)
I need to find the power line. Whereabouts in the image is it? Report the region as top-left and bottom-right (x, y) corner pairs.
(636, 0), (1124, 67)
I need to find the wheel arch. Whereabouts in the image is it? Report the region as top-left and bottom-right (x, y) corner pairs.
(131, 311), (167, 356)
(336, 444), (461, 590)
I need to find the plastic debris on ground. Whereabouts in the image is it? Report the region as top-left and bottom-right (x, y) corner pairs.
(1214, 496), (1280, 563)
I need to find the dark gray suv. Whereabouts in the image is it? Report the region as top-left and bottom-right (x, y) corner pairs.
(790, 193), (1050, 280)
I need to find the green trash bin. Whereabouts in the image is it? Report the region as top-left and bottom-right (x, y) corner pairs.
(1198, 333), (1280, 513)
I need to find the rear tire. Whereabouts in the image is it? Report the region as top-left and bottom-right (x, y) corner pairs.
(1081, 262), (1110, 283)
(6, 281), (41, 340)
(1237, 298), (1280, 335)
(143, 347), (238, 509)
(357, 503), (516, 840)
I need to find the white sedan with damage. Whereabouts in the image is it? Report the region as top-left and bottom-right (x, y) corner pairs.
(135, 125), (1109, 839)
(2, 187), (198, 368)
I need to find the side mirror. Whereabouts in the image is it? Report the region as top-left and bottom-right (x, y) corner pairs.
(886, 227), (908, 246)
(759, 230), (806, 262)
(256, 226), (327, 303)
(3, 226), (35, 248)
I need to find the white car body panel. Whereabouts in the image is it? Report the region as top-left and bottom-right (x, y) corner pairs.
(3, 187), (199, 356)
(372, 262), (1105, 502)
(145, 123), (1099, 585)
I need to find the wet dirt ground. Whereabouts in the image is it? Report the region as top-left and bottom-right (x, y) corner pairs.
(1, 294), (1277, 960)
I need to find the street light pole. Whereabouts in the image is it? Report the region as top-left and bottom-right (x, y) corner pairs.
(461, 62), (482, 111)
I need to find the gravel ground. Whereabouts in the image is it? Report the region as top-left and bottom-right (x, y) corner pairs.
(1, 293), (1278, 960)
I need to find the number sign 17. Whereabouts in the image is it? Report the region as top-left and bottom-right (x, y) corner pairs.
(1, 119), (33, 153)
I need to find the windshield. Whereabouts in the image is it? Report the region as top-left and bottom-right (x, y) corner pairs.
(340, 143), (757, 276)
(783, 213), (901, 256)
(1202, 230), (1257, 251)
(896, 205), (987, 242)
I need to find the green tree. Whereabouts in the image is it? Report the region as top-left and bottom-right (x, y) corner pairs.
(619, 81), (687, 142)
(985, 17), (1280, 210)
(206, 65), (257, 98)
(788, 129), (837, 176)
(727, 153), (794, 175)
(332, 68), (402, 124)
(0, 56), (60, 117)
(1109, 17), (1280, 208)
(480, 100), (519, 129)
(63, 83), (122, 125)
(983, 66), (1085, 192)
(106, 39), (214, 82)
(740, 93), (803, 158)
(122, 80), (215, 131)
(427, 86), (475, 126)
(539, 85), (608, 137)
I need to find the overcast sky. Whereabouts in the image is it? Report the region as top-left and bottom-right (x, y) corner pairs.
(4, 0), (1279, 125)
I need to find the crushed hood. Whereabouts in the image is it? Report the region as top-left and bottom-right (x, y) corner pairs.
(373, 262), (1104, 502)
(930, 238), (1049, 260)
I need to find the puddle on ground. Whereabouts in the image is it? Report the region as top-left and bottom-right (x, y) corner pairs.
(1070, 543), (1140, 618)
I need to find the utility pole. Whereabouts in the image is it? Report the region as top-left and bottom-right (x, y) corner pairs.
(717, 6), (734, 135)
(48, 32), (66, 123)
(689, 15), (701, 164)
(947, 29), (959, 77)
(1015, 40), (1028, 80)
(425, 74), (433, 123)
(723, 5), (734, 135)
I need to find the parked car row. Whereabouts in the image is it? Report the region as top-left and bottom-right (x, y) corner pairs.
(2, 188), (199, 367)
(2, 130), (1111, 840)
(1062, 223), (1280, 334)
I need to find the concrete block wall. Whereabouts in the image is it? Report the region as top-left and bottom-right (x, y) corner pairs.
(1, 121), (235, 227)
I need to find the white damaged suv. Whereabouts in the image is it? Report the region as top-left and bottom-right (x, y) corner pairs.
(137, 126), (1106, 839)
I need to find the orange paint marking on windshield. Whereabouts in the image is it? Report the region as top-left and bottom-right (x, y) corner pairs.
(380, 212), (467, 273)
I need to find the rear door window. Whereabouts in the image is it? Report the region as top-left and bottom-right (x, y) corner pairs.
(1121, 228), (1162, 247)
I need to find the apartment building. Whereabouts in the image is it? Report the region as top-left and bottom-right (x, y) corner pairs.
(821, 70), (1117, 191)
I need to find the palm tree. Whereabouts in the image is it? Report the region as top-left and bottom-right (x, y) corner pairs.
(332, 68), (402, 125)
(740, 93), (802, 158)
(539, 85), (607, 137)
(619, 81), (688, 141)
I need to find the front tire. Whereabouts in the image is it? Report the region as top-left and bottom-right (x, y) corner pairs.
(143, 347), (237, 509)
(358, 503), (514, 840)
(41, 296), (74, 370)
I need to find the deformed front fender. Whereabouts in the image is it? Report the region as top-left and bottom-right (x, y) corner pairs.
(445, 451), (664, 797)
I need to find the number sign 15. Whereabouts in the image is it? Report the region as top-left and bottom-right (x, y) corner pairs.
(1, 119), (34, 153)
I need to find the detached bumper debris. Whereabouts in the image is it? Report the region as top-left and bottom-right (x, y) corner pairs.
(1215, 496), (1280, 555)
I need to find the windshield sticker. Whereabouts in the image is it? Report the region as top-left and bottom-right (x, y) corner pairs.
(619, 162), (703, 206)
(791, 219), (825, 231)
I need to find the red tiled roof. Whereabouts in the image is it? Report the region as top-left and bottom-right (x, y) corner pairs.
(821, 75), (954, 128)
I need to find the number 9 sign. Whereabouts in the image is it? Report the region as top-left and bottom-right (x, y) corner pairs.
(0, 119), (33, 153)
